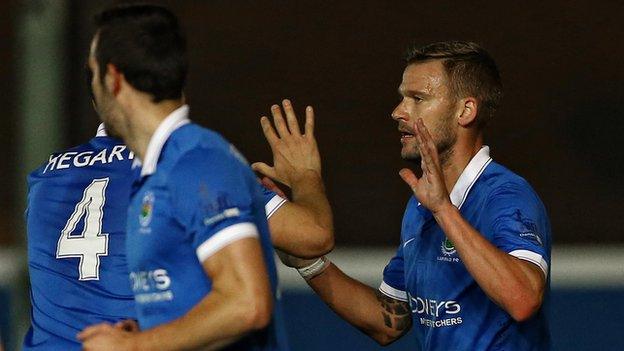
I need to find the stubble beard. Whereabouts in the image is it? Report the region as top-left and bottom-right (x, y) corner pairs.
(401, 113), (457, 168)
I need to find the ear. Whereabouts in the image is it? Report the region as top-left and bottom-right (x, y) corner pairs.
(104, 63), (123, 96)
(457, 97), (478, 127)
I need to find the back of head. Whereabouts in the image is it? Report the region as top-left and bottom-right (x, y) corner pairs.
(94, 3), (187, 102)
(406, 41), (503, 129)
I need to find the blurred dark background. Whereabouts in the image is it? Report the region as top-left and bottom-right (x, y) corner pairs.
(2, 0), (622, 247)
(1, 1), (623, 350)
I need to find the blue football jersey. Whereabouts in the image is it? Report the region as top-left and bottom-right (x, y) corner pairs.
(126, 106), (288, 350)
(23, 134), (137, 350)
(380, 147), (551, 350)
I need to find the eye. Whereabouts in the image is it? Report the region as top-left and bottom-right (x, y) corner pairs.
(412, 95), (423, 102)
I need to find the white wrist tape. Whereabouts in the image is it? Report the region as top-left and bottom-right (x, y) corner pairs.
(297, 256), (330, 280)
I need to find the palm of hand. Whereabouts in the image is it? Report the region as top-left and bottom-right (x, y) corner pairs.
(253, 99), (321, 187)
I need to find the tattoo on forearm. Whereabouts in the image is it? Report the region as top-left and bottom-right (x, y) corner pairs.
(375, 291), (412, 333)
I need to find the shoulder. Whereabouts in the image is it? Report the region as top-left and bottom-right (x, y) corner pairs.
(165, 146), (249, 195)
(166, 124), (248, 169)
(479, 161), (547, 216)
(169, 123), (231, 153)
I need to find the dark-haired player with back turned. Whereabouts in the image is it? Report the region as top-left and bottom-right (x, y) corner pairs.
(24, 4), (332, 351)
(270, 41), (551, 350)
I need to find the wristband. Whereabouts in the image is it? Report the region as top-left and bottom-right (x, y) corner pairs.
(297, 256), (330, 280)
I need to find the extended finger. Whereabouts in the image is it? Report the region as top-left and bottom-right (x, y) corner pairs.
(282, 99), (302, 136)
(417, 119), (440, 165)
(251, 162), (278, 180)
(77, 323), (111, 340)
(399, 168), (420, 192)
(304, 106), (315, 138)
(260, 116), (279, 146)
(271, 104), (290, 138)
(413, 125), (429, 172)
(414, 121), (435, 174)
(420, 155), (429, 177)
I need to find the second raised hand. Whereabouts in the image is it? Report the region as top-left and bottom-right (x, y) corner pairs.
(398, 118), (452, 214)
(252, 99), (321, 187)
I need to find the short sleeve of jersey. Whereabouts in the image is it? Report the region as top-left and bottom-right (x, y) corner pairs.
(261, 186), (287, 219)
(379, 244), (408, 302)
(485, 182), (550, 278)
(170, 148), (259, 263)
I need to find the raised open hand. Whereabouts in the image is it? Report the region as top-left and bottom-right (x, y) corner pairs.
(252, 99), (321, 187)
(398, 118), (453, 214)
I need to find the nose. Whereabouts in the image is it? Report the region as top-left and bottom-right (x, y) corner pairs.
(391, 100), (407, 122)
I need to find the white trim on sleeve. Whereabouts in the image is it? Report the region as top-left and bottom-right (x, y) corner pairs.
(196, 222), (259, 262)
(265, 195), (287, 219)
(509, 249), (549, 279)
(379, 281), (408, 302)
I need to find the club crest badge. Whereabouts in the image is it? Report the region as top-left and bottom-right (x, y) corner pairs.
(441, 238), (456, 256)
(140, 192), (155, 227)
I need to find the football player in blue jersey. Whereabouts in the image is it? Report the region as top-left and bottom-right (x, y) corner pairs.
(24, 110), (329, 351)
(23, 124), (138, 351)
(273, 41), (551, 350)
(76, 4), (332, 351)
(25, 6), (332, 351)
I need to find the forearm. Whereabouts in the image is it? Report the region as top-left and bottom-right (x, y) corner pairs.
(271, 171), (334, 257)
(290, 170), (333, 235)
(434, 205), (544, 320)
(134, 290), (261, 351)
(306, 263), (411, 345)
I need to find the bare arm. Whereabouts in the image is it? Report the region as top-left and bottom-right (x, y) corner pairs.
(80, 237), (273, 351)
(432, 206), (545, 321)
(309, 264), (411, 345)
(264, 174), (333, 258)
(253, 100), (334, 258)
(399, 118), (546, 322)
(278, 252), (412, 346)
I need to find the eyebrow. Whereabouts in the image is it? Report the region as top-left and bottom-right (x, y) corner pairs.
(398, 88), (431, 98)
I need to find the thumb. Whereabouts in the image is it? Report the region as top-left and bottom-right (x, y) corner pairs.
(77, 323), (111, 341)
(399, 168), (419, 192)
(252, 162), (278, 179)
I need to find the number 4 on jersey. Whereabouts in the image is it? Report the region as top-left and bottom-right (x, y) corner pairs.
(56, 178), (110, 280)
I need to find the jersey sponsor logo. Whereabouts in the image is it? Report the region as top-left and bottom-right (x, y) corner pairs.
(409, 294), (464, 328)
(43, 145), (134, 173)
(130, 269), (174, 304)
(139, 192), (155, 231)
(419, 316), (463, 328)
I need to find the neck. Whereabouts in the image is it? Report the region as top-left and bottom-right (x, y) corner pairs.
(440, 134), (483, 192)
(123, 98), (184, 162)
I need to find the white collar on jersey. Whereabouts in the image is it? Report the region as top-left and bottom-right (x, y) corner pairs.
(96, 123), (107, 137)
(448, 146), (493, 209)
(135, 104), (191, 177)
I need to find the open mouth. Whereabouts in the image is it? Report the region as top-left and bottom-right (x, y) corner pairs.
(400, 131), (414, 141)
